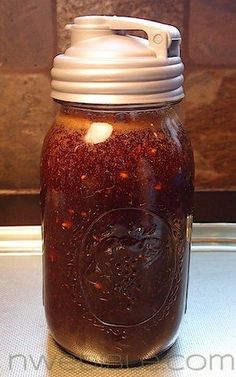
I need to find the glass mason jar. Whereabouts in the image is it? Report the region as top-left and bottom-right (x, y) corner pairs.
(41, 103), (194, 365)
(40, 16), (194, 366)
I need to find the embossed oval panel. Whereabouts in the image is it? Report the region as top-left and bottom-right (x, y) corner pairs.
(79, 208), (175, 327)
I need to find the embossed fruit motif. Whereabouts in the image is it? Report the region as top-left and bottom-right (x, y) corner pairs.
(81, 208), (175, 326)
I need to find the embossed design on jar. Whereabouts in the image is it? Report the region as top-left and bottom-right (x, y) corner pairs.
(79, 208), (176, 327)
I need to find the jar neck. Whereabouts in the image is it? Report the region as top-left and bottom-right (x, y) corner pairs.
(55, 100), (178, 114)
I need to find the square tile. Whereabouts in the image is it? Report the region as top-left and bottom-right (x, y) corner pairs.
(0, 74), (55, 189)
(185, 69), (236, 189)
(188, 0), (236, 66)
(0, 0), (55, 69)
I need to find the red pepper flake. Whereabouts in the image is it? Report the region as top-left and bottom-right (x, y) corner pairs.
(49, 248), (57, 263)
(62, 220), (73, 230)
(81, 174), (86, 180)
(49, 255), (55, 263)
(119, 171), (129, 179)
(154, 182), (162, 191)
(80, 210), (87, 218)
(135, 144), (142, 153)
(94, 282), (102, 290)
(68, 208), (75, 216)
(149, 148), (157, 155)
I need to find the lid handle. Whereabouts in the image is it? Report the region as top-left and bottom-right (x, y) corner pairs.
(105, 16), (181, 59)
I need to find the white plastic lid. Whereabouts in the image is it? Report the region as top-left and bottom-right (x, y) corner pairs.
(51, 16), (184, 105)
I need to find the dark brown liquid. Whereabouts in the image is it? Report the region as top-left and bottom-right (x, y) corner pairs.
(41, 105), (194, 365)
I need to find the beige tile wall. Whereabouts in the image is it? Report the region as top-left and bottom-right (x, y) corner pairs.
(0, 0), (235, 192)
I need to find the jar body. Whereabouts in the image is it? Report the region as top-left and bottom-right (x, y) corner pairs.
(41, 104), (194, 365)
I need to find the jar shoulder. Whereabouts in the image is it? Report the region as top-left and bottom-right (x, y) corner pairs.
(42, 107), (191, 153)
(41, 108), (194, 192)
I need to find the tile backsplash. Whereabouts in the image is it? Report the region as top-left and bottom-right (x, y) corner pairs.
(0, 0), (235, 192)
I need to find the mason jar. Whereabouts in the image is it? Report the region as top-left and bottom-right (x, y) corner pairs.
(40, 16), (194, 366)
